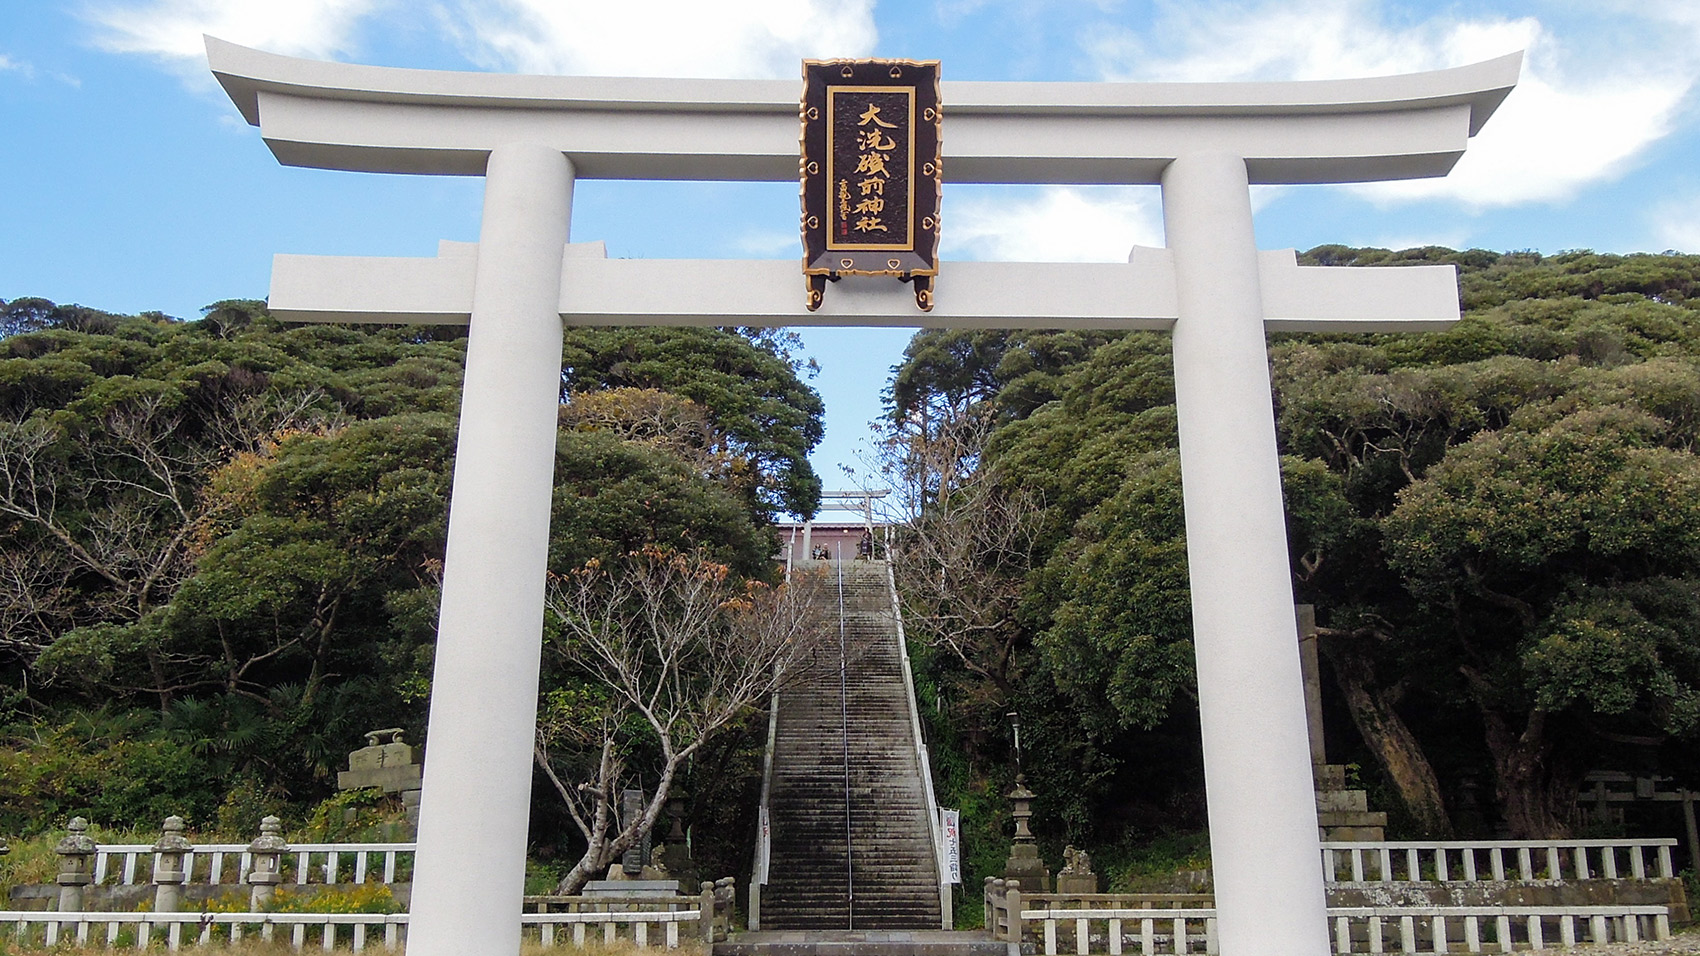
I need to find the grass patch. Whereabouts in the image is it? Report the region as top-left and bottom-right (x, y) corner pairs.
(521, 942), (709, 956)
(1097, 830), (1213, 893)
(0, 824), (162, 905)
(0, 934), (302, 955)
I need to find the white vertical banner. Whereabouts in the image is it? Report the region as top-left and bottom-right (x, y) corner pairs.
(757, 806), (771, 884)
(941, 809), (962, 884)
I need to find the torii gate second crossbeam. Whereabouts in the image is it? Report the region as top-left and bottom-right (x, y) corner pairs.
(207, 38), (1519, 956)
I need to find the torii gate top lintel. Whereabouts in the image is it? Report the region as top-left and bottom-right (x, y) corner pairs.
(206, 36), (1519, 185)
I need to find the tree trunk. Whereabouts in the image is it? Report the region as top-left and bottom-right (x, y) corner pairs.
(1323, 639), (1452, 836)
(554, 757), (683, 895)
(1480, 706), (1572, 839)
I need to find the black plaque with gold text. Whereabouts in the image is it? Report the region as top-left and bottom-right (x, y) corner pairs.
(801, 59), (941, 311)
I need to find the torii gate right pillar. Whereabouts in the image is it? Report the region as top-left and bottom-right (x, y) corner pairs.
(1164, 152), (1330, 955)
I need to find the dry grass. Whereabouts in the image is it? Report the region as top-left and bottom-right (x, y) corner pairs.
(0, 940), (301, 956)
(0, 825), (184, 901)
(0, 934), (710, 956)
(522, 941), (710, 956)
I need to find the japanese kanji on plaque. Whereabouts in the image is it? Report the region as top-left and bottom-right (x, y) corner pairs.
(800, 58), (941, 312)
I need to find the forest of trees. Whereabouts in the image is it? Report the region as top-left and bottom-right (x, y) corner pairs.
(0, 299), (821, 882)
(5, 245), (1700, 893)
(884, 247), (1700, 881)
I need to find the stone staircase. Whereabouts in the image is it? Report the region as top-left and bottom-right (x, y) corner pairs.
(757, 559), (944, 930)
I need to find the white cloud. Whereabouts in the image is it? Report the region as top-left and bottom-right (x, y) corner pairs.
(941, 185), (1163, 262)
(1361, 69), (1686, 207)
(1085, 0), (1697, 209)
(435, 0), (877, 78)
(0, 52), (81, 87)
(85, 0), (383, 65)
(1354, 231), (1470, 254)
(1653, 195), (1700, 254)
(1088, 0), (1472, 83)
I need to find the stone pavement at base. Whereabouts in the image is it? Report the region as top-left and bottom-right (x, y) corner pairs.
(713, 929), (1015, 956)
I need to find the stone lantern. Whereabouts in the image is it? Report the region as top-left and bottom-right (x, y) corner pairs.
(247, 816), (289, 910)
(151, 816), (192, 913)
(55, 817), (97, 913)
(656, 786), (698, 887)
(665, 787), (688, 845)
(1003, 774), (1050, 892)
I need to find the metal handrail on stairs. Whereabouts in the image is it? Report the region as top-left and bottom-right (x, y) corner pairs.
(748, 683), (778, 929)
(836, 555), (856, 929)
(886, 558), (955, 929)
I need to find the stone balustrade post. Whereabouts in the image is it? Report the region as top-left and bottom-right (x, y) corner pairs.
(247, 816), (289, 910)
(984, 877), (997, 932)
(699, 880), (715, 942)
(55, 817), (96, 913)
(1007, 879), (1024, 945)
(151, 816), (191, 913)
(714, 878), (734, 939)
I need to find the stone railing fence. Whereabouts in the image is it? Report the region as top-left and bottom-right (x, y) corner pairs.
(985, 834), (1682, 956)
(525, 878), (736, 945)
(15, 815), (417, 916)
(89, 842), (416, 889)
(1320, 838), (1677, 883)
(1001, 900), (1668, 956)
(2, 911), (409, 952)
(1, 901), (732, 953)
(6, 817), (732, 951)
(89, 826), (416, 891)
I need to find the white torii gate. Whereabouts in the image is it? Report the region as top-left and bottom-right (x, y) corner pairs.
(207, 38), (1519, 956)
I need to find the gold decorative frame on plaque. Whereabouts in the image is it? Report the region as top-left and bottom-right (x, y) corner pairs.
(800, 58), (941, 311)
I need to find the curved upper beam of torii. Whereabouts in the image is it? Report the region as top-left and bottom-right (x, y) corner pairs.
(204, 36), (1522, 956)
(208, 36), (1518, 184)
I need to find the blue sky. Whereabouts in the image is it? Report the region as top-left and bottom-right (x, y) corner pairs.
(3, 0), (1699, 488)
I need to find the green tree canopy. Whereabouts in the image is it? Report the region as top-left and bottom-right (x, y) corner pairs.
(1, 300), (820, 840)
(889, 248), (1700, 842)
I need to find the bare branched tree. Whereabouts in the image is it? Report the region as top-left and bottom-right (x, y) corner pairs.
(875, 407), (1042, 700)
(537, 548), (830, 894)
(205, 389), (337, 456)
(0, 392), (334, 691)
(0, 538), (75, 663)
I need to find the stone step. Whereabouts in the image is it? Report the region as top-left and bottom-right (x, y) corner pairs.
(761, 561), (942, 932)
(1318, 810), (1389, 828)
(1315, 789), (1370, 813)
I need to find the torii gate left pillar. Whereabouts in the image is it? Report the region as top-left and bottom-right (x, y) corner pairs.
(207, 37), (1519, 956)
(408, 143), (573, 953)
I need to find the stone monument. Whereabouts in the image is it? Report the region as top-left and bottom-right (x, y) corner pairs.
(54, 817), (95, 913)
(1002, 776), (1050, 893)
(337, 728), (424, 828)
(246, 816), (289, 910)
(1056, 845), (1098, 895)
(151, 816), (192, 914)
